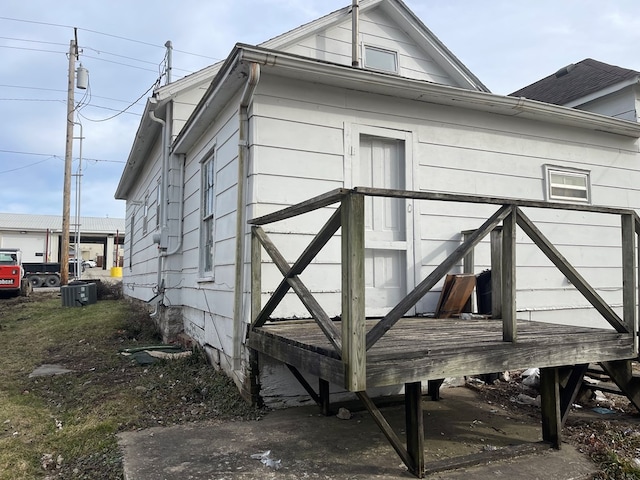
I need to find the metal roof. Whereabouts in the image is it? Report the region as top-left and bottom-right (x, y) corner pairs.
(0, 213), (125, 234)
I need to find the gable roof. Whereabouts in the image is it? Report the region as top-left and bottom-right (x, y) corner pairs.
(510, 58), (640, 106)
(260, 0), (489, 92)
(116, 0), (489, 200)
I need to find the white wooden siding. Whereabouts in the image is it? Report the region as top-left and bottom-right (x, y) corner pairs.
(281, 7), (458, 85)
(123, 140), (164, 302)
(247, 74), (640, 326)
(170, 92), (242, 360)
(576, 87), (637, 122)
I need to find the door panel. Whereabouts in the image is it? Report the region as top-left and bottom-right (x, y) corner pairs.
(356, 135), (410, 316)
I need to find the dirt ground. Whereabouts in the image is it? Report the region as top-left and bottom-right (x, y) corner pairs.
(3, 291), (640, 479)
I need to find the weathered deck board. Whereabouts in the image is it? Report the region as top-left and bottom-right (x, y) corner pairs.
(248, 317), (635, 389)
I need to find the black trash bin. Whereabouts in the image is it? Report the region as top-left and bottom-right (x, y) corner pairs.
(476, 269), (491, 315)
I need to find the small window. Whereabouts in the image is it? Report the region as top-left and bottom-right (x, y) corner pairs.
(544, 165), (591, 203)
(201, 153), (215, 275)
(364, 45), (398, 73)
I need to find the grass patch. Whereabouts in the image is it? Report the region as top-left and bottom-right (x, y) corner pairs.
(0, 293), (259, 479)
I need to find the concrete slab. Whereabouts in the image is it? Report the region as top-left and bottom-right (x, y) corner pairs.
(118, 387), (597, 479)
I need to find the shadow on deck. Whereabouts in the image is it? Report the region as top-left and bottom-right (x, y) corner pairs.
(247, 187), (640, 477)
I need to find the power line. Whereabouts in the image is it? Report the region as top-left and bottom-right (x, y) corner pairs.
(0, 84), (147, 105)
(0, 15), (221, 61)
(0, 149), (124, 163)
(80, 54), (158, 73)
(78, 79), (157, 122)
(0, 156), (55, 174)
(0, 35), (68, 47)
(0, 44), (65, 55)
(0, 98), (64, 103)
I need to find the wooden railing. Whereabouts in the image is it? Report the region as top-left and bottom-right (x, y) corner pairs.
(249, 188), (640, 391)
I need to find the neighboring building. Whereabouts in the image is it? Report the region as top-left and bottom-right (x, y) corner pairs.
(0, 213), (125, 268)
(510, 58), (640, 122)
(116, 0), (640, 405)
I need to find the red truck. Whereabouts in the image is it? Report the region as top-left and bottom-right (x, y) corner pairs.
(0, 248), (32, 297)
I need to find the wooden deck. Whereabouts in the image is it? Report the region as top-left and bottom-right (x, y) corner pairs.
(249, 317), (635, 388)
(246, 187), (640, 477)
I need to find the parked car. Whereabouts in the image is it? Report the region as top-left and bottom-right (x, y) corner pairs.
(82, 260), (97, 268)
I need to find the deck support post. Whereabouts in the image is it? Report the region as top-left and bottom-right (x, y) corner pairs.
(250, 227), (262, 327)
(319, 378), (331, 416)
(502, 207), (517, 342)
(342, 192), (366, 391)
(356, 390), (420, 478)
(621, 213), (637, 351)
(600, 360), (640, 412)
(559, 364), (588, 425)
(540, 367), (561, 449)
(462, 230), (475, 312)
(428, 379), (444, 401)
(490, 227), (503, 318)
(405, 382), (425, 477)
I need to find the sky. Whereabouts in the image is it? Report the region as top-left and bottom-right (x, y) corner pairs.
(2, 0), (640, 220)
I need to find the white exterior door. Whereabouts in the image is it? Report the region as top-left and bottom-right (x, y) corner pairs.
(354, 134), (413, 317)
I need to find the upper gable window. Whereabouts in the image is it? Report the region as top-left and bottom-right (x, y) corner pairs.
(544, 165), (591, 203)
(364, 45), (398, 73)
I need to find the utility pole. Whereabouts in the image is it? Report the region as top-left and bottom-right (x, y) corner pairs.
(164, 40), (173, 85)
(61, 31), (79, 285)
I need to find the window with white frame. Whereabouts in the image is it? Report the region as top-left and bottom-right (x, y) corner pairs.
(544, 165), (591, 203)
(364, 45), (398, 73)
(129, 212), (135, 269)
(201, 153), (215, 275)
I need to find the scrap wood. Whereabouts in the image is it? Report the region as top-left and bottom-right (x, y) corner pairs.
(435, 274), (476, 318)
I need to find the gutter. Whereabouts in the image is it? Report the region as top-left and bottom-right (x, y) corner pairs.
(236, 45), (640, 138)
(233, 62), (261, 370)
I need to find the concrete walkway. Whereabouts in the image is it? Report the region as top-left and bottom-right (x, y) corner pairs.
(119, 387), (596, 479)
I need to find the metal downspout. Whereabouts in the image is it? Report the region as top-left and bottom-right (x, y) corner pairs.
(162, 153), (185, 256)
(148, 108), (170, 316)
(233, 62), (261, 370)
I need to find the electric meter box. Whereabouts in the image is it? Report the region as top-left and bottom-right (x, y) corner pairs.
(61, 282), (97, 307)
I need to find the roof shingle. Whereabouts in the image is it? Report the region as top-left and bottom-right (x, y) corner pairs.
(510, 58), (640, 106)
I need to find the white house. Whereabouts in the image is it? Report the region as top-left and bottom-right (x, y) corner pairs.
(116, 0), (640, 404)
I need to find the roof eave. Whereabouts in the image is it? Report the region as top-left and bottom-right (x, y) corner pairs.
(236, 45), (640, 138)
(114, 98), (164, 200)
(173, 46), (640, 161)
(173, 48), (247, 155)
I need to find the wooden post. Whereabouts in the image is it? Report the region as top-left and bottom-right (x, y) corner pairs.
(540, 367), (561, 449)
(621, 214), (637, 350)
(490, 226), (503, 318)
(502, 207), (516, 342)
(319, 378), (331, 416)
(250, 227), (262, 328)
(462, 230), (474, 312)
(428, 379), (444, 401)
(405, 382), (425, 478)
(341, 192), (366, 391)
